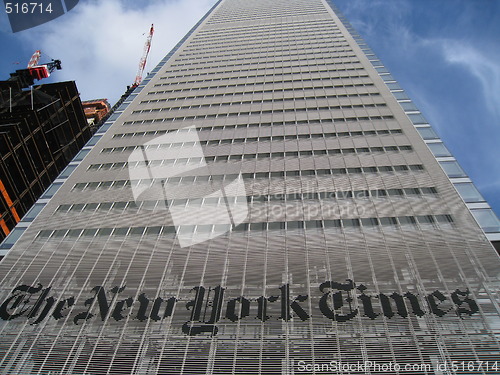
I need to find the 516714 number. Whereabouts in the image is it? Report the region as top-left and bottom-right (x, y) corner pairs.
(5, 2), (53, 14)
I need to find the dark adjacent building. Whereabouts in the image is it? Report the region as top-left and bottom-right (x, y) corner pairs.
(0, 79), (91, 245)
(0, 0), (499, 373)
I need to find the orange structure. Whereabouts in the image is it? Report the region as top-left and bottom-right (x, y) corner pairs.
(82, 99), (111, 125)
(0, 179), (20, 236)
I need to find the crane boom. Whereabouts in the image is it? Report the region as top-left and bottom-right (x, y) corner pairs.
(133, 24), (154, 88)
(8, 50), (62, 88)
(27, 50), (41, 68)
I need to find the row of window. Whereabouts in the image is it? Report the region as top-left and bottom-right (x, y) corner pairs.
(153, 73), (369, 88)
(129, 106), (393, 122)
(111, 132), (404, 148)
(181, 36), (348, 56)
(173, 47), (354, 64)
(93, 145), (413, 170)
(210, 4), (325, 17)
(73, 164), (425, 191)
(35, 214), (454, 240)
(132, 101), (385, 116)
(188, 28), (343, 48)
(148, 81), (374, 96)
(121, 115), (397, 133)
(193, 26), (338, 45)
(169, 54), (359, 71)
(177, 41), (351, 59)
(207, 7), (328, 25)
(56, 187), (439, 215)
(143, 91), (378, 104)
(194, 18), (337, 38)
(189, 28), (342, 45)
(159, 65), (364, 81)
(105, 129), (403, 152)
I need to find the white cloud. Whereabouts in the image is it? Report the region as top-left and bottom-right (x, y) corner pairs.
(439, 41), (500, 119)
(20, 0), (217, 104)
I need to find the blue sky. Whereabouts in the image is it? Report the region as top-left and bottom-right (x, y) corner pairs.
(0, 0), (499, 217)
(334, 0), (500, 217)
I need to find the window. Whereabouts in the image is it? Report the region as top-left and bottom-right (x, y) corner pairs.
(250, 222), (267, 231)
(268, 222), (285, 230)
(305, 220), (323, 229)
(407, 113), (427, 124)
(287, 221), (304, 230)
(41, 183), (63, 198)
(471, 209), (500, 233)
(378, 166), (393, 172)
(324, 219), (341, 228)
(343, 218), (360, 227)
(130, 227), (145, 236)
(233, 223), (249, 232)
(82, 228), (97, 237)
(440, 161), (466, 177)
(23, 203), (45, 221)
(347, 167), (362, 174)
(380, 217), (398, 226)
(416, 126), (438, 140)
(435, 215), (454, 224)
(371, 189), (387, 198)
(73, 149), (90, 162)
(428, 142), (451, 157)
(361, 218), (379, 227)
(421, 187), (437, 195)
(454, 183), (483, 203)
(97, 228), (113, 236)
(398, 216), (417, 225)
(409, 165), (424, 171)
(394, 165), (409, 171)
(0, 227), (26, 249)
(337, 191), (353, 199)
(387, 189), (404, 197)
(399, 101), (418, 111)
(417, 215), (435, 224)
(113, 227), (129, 236)
(99, 202), (113, 211)
(404, 188), (420, 196)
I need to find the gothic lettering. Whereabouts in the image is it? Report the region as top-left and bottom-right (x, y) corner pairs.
(451, 289), (479, 317)
(319, 280), (358, 322)
(279, 284), (310, 321)
(226, 296), (250, 322)
(256, 295), (278, 322)
(0, 284), (43, 320)
(0, 280), (480, 333)
(426, 290), (451, 317)
(182, 286), (225, 336)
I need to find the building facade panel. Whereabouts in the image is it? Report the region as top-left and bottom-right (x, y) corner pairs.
(1, 0), (499, 373)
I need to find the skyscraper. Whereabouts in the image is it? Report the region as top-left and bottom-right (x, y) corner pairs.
(1, 0), (499, 373)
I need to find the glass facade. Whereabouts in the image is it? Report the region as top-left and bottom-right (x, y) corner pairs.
(1, 0), (499, 373)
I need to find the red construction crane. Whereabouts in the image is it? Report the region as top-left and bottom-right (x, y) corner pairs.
(8, 50), (62, 88)
(27, 50), (41, 68)
(132, 24), (154, 88)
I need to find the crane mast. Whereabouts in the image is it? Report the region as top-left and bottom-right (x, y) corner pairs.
(133, 24), (154, 88)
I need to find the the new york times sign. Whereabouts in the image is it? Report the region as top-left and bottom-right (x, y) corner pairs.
(0, 280), (478, 336)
